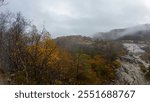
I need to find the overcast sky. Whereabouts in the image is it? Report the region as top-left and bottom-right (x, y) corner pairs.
(1, 0), (150, 37)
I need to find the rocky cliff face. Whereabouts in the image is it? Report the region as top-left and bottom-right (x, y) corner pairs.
(115, 43), (150, 85)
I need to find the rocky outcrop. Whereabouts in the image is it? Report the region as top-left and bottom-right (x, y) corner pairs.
(115, 43), (150, 85)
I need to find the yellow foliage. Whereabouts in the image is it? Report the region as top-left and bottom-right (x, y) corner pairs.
(90, 55), (105, 65)
(26, 37), (61, 67)
(111, 60), (121, 69)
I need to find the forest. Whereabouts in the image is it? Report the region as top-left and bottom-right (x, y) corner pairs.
(0, 0), (129, 85)
(0, 0), (126, 85)
(0, 14), (127, 85)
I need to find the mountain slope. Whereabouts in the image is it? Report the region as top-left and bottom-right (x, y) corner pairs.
(118, 30), (150, 40)
(94, 24), (150, 40)
(116, 43), (150, 85)
(54, 35), (94, 52)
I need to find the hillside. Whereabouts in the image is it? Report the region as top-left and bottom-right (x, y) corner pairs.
(54, 26), (150, 85)
(55, 35), (93, 45)
(94, 29), (126, 40)
(54, 35), (94, 52)
(116, 43), (150, 85)
(118, 30), (150, 41)
(94, 24), (150, 40)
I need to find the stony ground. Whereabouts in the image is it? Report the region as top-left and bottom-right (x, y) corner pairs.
(116, 43), (150, 85)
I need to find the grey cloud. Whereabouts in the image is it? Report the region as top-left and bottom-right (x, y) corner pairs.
(2, 0), (150, 37)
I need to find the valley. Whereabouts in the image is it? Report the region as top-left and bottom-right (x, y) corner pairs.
(0, 12), (150, 84)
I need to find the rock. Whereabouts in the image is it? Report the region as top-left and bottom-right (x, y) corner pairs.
(115, 43), (150, 85)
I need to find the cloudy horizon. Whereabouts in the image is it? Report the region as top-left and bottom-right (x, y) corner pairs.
(1, 0), (150, 38)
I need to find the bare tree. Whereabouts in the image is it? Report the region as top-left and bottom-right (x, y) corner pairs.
(0, 0), (5, 7)
(0, 13), (9, 71)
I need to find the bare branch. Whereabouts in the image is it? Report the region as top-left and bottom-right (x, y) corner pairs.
(0, 0), (8, 7)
